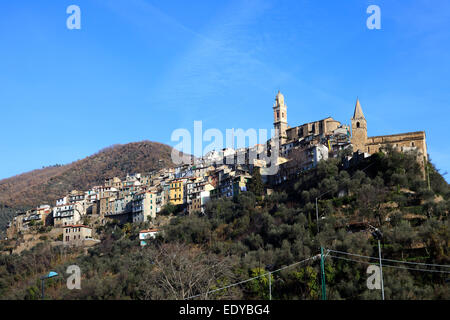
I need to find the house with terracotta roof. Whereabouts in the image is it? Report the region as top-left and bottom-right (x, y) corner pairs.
(139, 229), (160, 246)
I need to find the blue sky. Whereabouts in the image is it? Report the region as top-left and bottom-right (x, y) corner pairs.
(0, 0), (449, 181)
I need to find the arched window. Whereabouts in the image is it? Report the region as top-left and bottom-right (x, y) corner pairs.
(356, 122), (360, 128)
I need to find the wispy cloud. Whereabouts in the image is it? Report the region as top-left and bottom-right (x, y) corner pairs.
(146, 0), (349, 118)
(97, 0), (351, 125)
(98, 0), (208, 41)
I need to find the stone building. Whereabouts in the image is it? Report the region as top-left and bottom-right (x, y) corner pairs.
(273, 92), (342, 146)
(63, 225), (93, 246)
(187, 181), (214, 215)
(271, 92), (428, 178)
(350, 98), (428, 162)
(285, 117), (342, 143)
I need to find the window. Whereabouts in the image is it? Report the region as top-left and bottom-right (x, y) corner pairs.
(356, 122), (360, 128)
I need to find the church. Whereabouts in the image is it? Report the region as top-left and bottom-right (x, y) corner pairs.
(272, 91), (428, 171)
(350, 98), (427, 161)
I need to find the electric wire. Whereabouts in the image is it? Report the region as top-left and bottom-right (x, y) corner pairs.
(185, 255), (317, 300)
(326, 254), (450, 274)
(326, 248), (450, 268)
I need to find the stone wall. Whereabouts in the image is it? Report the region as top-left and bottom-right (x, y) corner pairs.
(365, 131), (427, 161)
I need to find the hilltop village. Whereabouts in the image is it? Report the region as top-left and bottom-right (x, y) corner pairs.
(4, 92), (428, 251)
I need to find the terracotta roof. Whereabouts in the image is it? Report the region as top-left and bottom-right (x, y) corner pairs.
(140, 229), (160, 233)
(64, 225), (92, 229)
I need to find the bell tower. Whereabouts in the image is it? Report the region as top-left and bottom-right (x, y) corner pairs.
(273, 91), (288, 145)
(351, 98), (367, 152)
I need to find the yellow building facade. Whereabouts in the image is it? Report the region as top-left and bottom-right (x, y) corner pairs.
(169, 179), (184, 205)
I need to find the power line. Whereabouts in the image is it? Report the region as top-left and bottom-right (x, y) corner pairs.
(326, 248), (450, 269)
(326, 255), (450, 274)
(184, 250), (448, 300)
(270, 256), (317, 274)
(185, 255), (317, 300)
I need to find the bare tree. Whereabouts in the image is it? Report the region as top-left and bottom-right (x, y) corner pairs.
(357, 183), (388, 226)
(138, 243), (237, 300)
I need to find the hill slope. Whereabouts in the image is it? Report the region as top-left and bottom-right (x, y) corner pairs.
(0, 141), (177, 209)
(0, 148), (448, 300)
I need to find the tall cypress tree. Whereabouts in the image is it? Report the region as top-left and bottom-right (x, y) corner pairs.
(249, 167), (264, 196)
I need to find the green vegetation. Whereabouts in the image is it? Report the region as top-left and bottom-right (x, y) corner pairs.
(0, 204), (19, 238)
(248, 167), (264, 197)
(160, 203), (183, 216)
(0, 148), (448, 300)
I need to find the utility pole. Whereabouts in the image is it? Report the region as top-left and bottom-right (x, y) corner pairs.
(377, 239), (385, 300)
(371, 227), (385, 300)
(268, 272), (272, 300)
(320, 246), (326, 300)
(315, 197), (326, 300)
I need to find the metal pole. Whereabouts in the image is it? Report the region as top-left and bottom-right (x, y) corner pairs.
(268, 272), (272, 300)
(320, 247), (327, 300)
(316, 198), (326, 300)
(315, 198), (319, 234)
(378, 240), (385, 300)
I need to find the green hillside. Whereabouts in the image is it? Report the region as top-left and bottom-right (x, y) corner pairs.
(0, 148), (448, 300)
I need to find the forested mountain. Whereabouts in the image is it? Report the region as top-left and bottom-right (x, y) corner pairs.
(0, 148), (448, 300)
(0, 141), (179, 233)
(0, 141), (178, 208)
